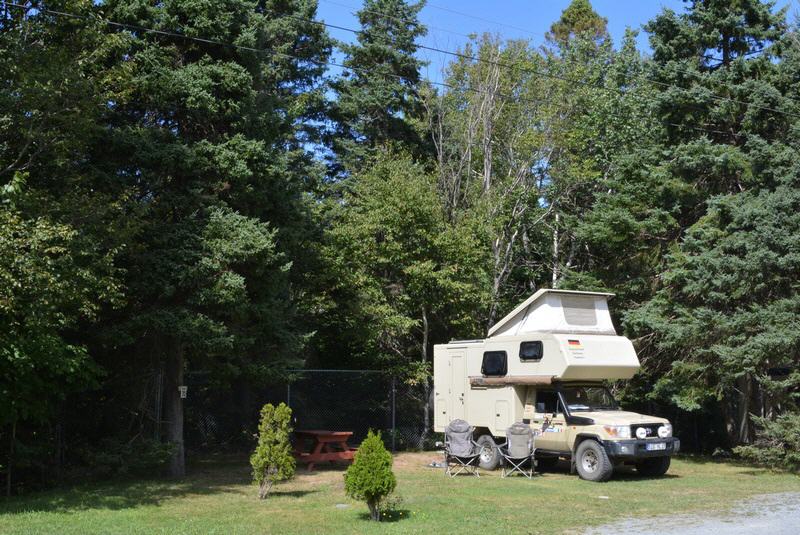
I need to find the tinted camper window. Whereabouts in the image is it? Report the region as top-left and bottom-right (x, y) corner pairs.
(481, 351), (507, 376)
(519, 341), (543, 361)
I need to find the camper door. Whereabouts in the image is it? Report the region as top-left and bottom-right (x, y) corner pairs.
(449, 352), (467, 421)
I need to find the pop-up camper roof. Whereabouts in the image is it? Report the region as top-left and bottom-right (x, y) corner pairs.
(488, 289), (616, 338)
(481, 289), (638, 380)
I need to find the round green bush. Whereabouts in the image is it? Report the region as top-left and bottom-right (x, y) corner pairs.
(344, 430), (396, 521)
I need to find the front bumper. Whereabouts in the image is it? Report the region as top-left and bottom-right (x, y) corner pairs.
(604, 437), (680, 459)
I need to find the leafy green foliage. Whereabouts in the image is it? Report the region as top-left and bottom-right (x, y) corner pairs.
(0, 208), (121, 426)
(250, 403), (295, 499)
(344, 430), (396, 521)
(315, 154), (489, 370)
(734, 413), (800, 471)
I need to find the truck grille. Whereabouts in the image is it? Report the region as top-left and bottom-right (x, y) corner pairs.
(630, 423), (661, 438)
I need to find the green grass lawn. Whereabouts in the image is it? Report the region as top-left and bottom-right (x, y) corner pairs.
(1, 453), (798, 535)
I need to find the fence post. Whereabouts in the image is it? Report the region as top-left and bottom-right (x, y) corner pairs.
(286, 382), (291, 407)
(391, 375), (397, 452)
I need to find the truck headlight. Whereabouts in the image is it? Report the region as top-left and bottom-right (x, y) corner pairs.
(603, 425), (631, 439)
(658, 424), (672, 438)
(635, 426), (648, 439)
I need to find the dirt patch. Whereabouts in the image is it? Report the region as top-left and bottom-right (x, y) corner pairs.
(392, 451), (440, 470)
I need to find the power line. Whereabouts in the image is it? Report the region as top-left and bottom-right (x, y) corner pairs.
(319, 0), (471, 41)
(290, 12), (799, 121)
(424, 0), (547, 41)
(320, 0), (800, 110)
(4, 2), (748, 138)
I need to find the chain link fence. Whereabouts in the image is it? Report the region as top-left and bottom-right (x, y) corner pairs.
(180, 369), (431, 453)
(285, 370), (431, 451)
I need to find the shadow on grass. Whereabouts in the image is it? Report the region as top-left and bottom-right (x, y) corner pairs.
(0, 454), (263, 515)
(269, 489), (317, 498)
(536, 459), (681, 482)
(357, 509), (412, 523)
(672, 454), (780, 475)
(297, 462), (352, 474)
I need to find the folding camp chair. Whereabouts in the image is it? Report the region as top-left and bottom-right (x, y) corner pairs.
(439, 419), (482, 477)
(498, 422), (536, 478)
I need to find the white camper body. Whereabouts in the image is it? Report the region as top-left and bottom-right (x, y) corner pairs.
(433, 289), (640, 437)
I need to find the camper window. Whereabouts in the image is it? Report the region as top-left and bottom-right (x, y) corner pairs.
(519, 341), (543, 361)
(481, 351), (507, 376)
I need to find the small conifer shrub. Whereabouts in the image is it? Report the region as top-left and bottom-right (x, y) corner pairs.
(250, 403), (295, 499)
(344, 430), (396, 521)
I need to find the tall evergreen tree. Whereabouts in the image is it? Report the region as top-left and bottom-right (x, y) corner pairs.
(546, 0), (609, 50)
(329, 0), (428, 174)
(619, 0), (799, 447)
(96, 0), (331, 476)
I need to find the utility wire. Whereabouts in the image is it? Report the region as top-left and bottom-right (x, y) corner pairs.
(319, 0), (800, 109)
(4, 2), (750, 138)
(424, 0), (547, 41)
(288, 13), (799, 120)
(319, 0), (469, 41)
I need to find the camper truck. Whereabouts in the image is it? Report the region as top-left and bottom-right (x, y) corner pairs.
(433, 289), (679, 482)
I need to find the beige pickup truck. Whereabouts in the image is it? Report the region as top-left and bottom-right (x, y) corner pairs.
(433, 289), (679, 482)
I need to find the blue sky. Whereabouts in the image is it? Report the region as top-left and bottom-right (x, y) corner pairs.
(316, 0), (797, 82)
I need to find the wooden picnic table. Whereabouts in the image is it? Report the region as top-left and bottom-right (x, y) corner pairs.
(293, 430), (356, 471)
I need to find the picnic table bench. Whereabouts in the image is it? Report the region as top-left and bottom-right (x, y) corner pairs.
(293, 430), (356, 471)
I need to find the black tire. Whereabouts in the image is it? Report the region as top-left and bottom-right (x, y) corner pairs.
(476, 435), (500, 470)
(636, 456), (671, 477)
(535, 456), (560, 471)
(575, 440), (614, 482)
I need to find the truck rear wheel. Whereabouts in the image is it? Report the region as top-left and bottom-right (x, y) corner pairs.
(476, 435), (500, 470)
(575, 440), (613, 482)
(636, 456), (671, 477)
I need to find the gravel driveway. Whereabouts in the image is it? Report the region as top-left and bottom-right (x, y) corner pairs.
(584, 492), (800, 535)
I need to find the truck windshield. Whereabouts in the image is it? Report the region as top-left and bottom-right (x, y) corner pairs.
(561, 386), (619, 411)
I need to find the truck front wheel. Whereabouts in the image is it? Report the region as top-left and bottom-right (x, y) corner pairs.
(636, 456), (671, 477)
(476, 435), (500, 470)
(575, 440), (613, 482)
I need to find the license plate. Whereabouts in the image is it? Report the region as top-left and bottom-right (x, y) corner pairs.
(646, 442), (666, 451)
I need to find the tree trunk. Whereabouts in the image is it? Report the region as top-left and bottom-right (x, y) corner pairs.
(164, 338), (186, 478)
(736, 374), (753, 444)
(368, 498), (380, 521)
(721, 32), (730, 66)
(420, 306), (431, 449)
(258, 478), (273, 499)
(551, 212), (560, 288)
(6, 420), (14, 497)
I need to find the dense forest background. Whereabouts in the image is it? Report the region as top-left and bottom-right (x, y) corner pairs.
(2, 0), (799, 491)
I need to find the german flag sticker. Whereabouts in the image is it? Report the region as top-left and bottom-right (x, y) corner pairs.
(568, 339), (582, 349)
